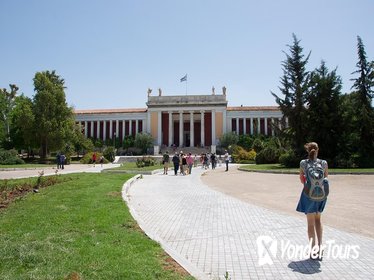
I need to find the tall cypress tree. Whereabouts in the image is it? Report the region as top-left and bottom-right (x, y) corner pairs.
(33, 70), (74, 159)
(350, 36), (374, 167)
(307, 61), (342, 165)
(272, 34), (311, 158)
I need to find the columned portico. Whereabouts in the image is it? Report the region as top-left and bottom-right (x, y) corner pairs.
(75, 94), (283, 150)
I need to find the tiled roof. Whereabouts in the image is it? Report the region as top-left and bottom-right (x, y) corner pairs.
(74, 108), (147, 114)
(227, 106), (280, 111)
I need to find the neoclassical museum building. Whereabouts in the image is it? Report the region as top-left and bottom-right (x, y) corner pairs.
(74, 90), (284, 150)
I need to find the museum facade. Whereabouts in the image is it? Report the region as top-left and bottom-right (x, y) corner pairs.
(74, 93), (284, 148)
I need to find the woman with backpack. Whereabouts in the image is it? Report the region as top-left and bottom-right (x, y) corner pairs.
(297, 142), (329, 260)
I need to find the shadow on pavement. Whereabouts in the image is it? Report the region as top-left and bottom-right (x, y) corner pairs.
(288, 259), (321, 275)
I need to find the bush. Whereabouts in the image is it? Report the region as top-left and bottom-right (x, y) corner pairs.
(255, 146), (281, 164)
(231, 145), (256, 163)
(0, 149), (25, 165)
(103, 146), (115, 162)
(279, 150), (300, 168)
(136, 156), (156, 168)
(134, 133), (154, 154)
(252, 138), (264, 153)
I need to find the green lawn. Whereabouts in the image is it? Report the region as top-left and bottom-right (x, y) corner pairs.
(239, 163), (374, 174)
(0, 173), (194, 280)
(111, 162), (164, 172)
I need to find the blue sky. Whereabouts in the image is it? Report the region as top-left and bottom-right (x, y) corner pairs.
(1, 0), (373, 110)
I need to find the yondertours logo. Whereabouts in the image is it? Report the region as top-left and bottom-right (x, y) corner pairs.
(256, 235), (360, 266)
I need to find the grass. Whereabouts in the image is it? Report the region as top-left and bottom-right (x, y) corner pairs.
(0, 173), (194, 280)
(239, 163), (374, 174)
(111, 162), (164, 172)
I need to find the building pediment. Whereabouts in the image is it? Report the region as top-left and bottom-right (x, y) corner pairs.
(146, 95), (227, 108)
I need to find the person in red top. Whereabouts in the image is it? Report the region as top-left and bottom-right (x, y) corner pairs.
(92, 152), (97, 167)
(186, 153), (194, 175)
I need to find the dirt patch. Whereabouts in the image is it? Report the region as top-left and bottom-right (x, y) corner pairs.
(64, 272), (81, 280)
(159, 251), (190, 277)
(106, 191), (122, 197)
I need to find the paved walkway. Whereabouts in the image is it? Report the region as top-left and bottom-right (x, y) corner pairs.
(123, 166), (374, 280)
(0, 163), (120, 179)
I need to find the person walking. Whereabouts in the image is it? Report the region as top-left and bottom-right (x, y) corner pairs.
(172, 152), (180, 176)
(99, 155), (104, 167)
(162, 151), (170, 175)
(186, 153), (194, 175)
(296, 142), (329, 260)
(56, 153), (61, 169)
(224, 150), (229, 171)
(60, 153), (66, 170)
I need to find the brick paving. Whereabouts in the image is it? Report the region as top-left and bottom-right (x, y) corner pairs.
(123, 167), (374, 280)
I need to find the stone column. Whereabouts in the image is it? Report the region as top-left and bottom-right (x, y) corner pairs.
(84, 121), (88, 137)
(190, 111), (194, 147)
(236, 118), (239, 135)
(211, 110), (216, 145)
(122, 120), (125, 139)
(135, 120), (139, 134)
(271, 118), (275, 136)
(157, 111), (162, 146)
(243, 118), (247, 135)
(200, 111), (205, 147)
(103, 121), (106, 141)
(129, 120), (132, 136)
(257, 117), (261, 134)
(90, 121), (94, 138)
(264, 118), (268, 135)
(146, 111), (151, 133)
(168, 112), (173, 147)
(116, 120), (119, 138)
(109, 120), (113, 139)
(97, 121), (101, 140)
(250, 118), (254, 135)
(179, 111), (183, 147)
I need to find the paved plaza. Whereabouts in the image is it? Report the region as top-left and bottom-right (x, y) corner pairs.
(123, 166), (374, 280)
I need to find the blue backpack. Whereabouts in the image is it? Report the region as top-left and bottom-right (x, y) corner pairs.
(303, 159), (329, 201)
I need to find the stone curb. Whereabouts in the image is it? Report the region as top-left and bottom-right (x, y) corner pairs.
(121, 174), (210, 280)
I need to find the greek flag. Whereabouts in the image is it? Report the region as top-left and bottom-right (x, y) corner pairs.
(180, 74), (187, 82)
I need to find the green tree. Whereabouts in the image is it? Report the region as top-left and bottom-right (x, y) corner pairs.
(335, 93), (360, 167)
(134, 133), (153, 154)
(219, 132), (239, 149)
(350, 36), (374, 167)
(33, 70), (74, 159)
(0, 84), (18, 148)
(307, 61), (342, 165)
(71, 123), (94, 157)
(10, 94), (36, 153)
(272, 34), (311, 158)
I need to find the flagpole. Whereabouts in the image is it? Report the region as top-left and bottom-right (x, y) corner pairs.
(185, 74), (187, 95)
